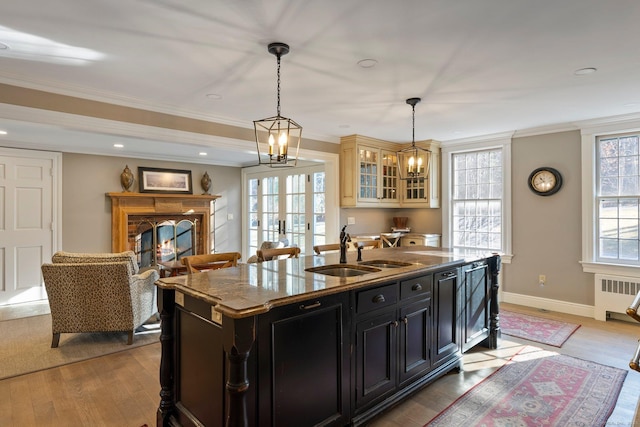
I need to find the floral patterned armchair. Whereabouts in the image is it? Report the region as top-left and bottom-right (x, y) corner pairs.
(41, 251), (159, 348)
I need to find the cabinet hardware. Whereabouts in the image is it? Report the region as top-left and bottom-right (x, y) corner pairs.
(300, 301), (321, 310)
(391, 320), (399, 327)
(402, 317), (408, 324)
(411, 283), (422, 291)
(372, 294), (386, 304)
(443, 271), (456, 278)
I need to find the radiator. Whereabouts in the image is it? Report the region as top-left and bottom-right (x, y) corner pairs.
(594, 274), (640, 321)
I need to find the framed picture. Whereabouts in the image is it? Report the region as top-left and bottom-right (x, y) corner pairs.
(138, 167), (193, 194)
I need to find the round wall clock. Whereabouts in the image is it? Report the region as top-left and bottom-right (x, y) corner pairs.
(528, 167), (562, 196)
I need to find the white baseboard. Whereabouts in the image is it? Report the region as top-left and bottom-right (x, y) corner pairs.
(500, 291), (594, 319)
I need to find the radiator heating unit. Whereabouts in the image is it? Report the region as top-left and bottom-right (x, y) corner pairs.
(594, 274), (639, 321)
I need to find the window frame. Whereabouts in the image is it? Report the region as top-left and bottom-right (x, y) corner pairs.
(581, 115), (640, 276)
(441, 133), (513, 263)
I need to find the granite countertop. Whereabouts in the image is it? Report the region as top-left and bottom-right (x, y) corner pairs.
(155, 246), (494, 319)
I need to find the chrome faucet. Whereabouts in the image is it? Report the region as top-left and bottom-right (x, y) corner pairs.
(339, 225), (350, 264)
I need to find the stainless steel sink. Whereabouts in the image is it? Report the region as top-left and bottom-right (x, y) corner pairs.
(305, 264), (382, 277)
(358, 260), (413, 268)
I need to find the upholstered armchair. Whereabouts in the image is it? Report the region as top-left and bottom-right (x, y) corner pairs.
(41, 251), (159, 348)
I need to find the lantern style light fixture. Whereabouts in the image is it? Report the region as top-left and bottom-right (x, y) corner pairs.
(397, 97), (431, 181)
(254, 42), (302, 167)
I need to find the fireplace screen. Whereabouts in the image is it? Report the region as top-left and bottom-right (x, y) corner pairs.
(131, 217), (199, 268)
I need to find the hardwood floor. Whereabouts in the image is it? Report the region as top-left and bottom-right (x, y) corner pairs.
(1, 302), (639, 426)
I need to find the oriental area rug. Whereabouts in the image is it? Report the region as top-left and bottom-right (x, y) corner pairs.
(0, 313), (160, 380)
(425, 346), (627, 427)
(500, 310), (581, 347)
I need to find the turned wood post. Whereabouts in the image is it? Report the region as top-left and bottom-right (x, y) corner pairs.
(222, 315), (256, 427)
(487, 254), (501, 348)
(157, 287), (176, 426)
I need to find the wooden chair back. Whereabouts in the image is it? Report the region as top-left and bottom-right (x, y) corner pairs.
(181, 252), (241, 273)
(257, 247), (301, 262)
(355, 240), (382, 250)
(313, 243), (342, 255)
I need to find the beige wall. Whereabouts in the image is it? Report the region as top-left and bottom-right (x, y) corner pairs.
(339, 208), (441, 236)
(60, 153), (242, 255)
(506, 130), (592, 305)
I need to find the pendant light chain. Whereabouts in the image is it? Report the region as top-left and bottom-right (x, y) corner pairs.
(276, 52), (281, 116)
(412, 102), (416, 148)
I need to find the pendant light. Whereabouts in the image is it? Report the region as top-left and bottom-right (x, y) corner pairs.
(254, 42), (302, 167)
(397, 97), (431, 181)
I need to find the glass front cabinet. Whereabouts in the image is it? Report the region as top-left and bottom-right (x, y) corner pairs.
(340, 135), (440, 208)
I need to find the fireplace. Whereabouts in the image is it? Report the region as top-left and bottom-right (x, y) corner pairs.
(108, 193), (219, 268)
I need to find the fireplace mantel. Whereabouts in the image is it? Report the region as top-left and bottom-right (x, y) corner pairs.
(107, 192), (220, 254)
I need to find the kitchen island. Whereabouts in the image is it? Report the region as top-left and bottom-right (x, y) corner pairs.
(154, 246), (501, 427)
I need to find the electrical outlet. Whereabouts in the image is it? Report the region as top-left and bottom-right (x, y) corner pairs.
(539, 274), (546, 287)
(347, 217), (356, 225)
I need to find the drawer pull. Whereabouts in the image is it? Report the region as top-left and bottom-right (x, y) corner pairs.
(443, 271), (456, 278)
(372, 294), (386, 304)
(411, 283), (423, 291)
(403, 317), (408, 325)
(391, 320), (399, 327)
(300, 301), (321, 310)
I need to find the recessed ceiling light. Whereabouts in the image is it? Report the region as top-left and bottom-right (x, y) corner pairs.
(113, 143), (124, 148)
(0, 42), (8, 50)
(206, 93), (222, 100)
(357, 59), (378, 69)
(0, 130), (7, 135)
(574, 67), (597, 75)
(199, 152), (207, 156)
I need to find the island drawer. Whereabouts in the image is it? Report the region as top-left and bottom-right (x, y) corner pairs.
(356, 283), (398, 314)
(400, 275), (432, 300)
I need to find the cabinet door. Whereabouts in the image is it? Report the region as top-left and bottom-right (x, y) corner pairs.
(461, 261), (490, 353)
(398, 298), (431, 386)
(175, 307), (226, 427)
(357, 145), (399, 206)
(433, 269), (460, 367)
(258, 293), (350, 427)
(355, 310), (398, 409)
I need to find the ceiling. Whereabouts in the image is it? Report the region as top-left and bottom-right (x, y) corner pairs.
(1, 0), (640, 167)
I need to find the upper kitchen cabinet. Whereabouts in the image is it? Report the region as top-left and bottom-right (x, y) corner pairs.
(340, 135), (399, 207)
(340, 135), (440, 208)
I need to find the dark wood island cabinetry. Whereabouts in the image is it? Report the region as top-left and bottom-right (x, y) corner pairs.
(155, 247), (500, 427)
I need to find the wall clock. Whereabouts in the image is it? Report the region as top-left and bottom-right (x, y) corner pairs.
(528, 167), (562, 196)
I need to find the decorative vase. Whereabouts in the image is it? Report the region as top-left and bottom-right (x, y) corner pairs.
(201, 172), (212, 195)
(120, 165), (134, 192)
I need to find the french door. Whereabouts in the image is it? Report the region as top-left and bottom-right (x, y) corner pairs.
(245, 165), (329, 259)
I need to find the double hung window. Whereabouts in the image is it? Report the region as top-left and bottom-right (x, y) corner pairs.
(596, 133), (640, 265)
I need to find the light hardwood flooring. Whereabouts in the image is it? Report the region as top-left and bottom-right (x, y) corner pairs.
(1, 302), (639, 426)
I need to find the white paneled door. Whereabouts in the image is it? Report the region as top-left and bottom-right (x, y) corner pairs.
(0, 148), (60, 306)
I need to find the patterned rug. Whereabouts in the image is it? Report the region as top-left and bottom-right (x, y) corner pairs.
(425, 346), (627, 427)
(500, 310), (580, 347)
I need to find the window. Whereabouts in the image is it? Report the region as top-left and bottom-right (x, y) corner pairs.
(596, 133), (640, 264)
(442, 135), (511, 260)
(451, 149), (503, 251)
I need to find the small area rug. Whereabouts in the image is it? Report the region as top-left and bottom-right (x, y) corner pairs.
(0, 313), (160, 380)
(500, 310), (580, 347)
(425, 346), (627, 427)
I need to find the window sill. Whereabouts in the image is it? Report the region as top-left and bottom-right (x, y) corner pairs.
(581, 261), (640, 276)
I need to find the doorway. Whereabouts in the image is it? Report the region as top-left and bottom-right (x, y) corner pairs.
(243, 163), (337, 260)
